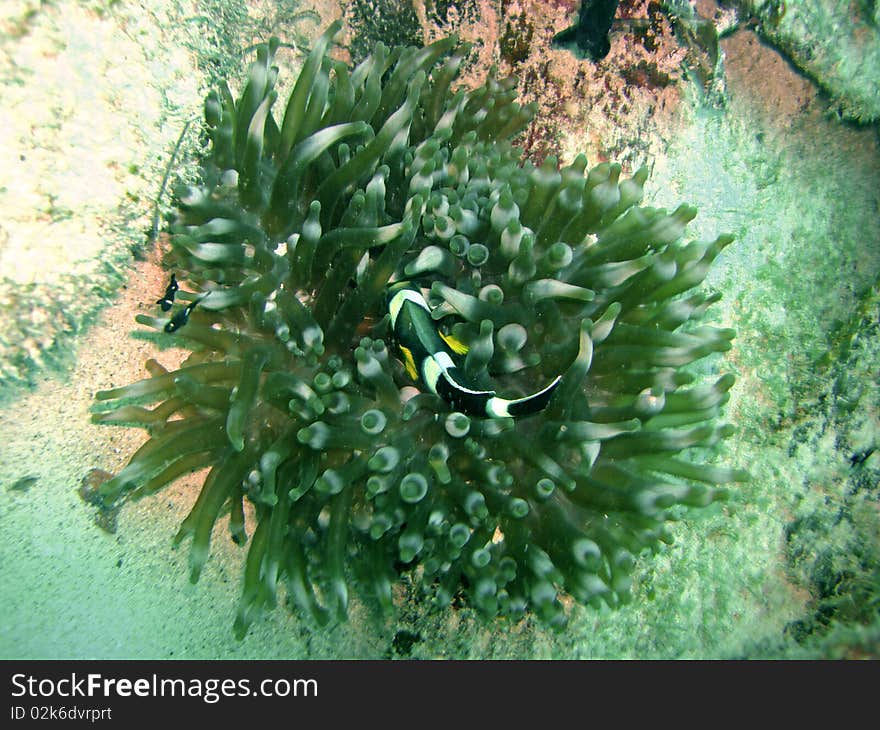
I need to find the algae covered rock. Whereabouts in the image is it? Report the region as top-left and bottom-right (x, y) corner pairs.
(91, 22), (745, 635)
(742, 0), (880, 122)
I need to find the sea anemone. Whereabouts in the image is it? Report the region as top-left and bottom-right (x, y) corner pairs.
(90, 22), (747, 636)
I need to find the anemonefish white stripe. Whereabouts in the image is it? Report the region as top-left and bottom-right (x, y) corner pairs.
(421, 355), (442, 392)
(485, 396), (511, 418)
(433, 351), (456, 371)
(389, 287), (430, 327)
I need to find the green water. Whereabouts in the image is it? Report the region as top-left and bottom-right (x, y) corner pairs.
(1, 0), (877, 659)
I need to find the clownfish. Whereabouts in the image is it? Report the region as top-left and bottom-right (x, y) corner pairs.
(164, 293), (209, 333)
(387, 281), (561, 418)
(156, 273), (179, 311)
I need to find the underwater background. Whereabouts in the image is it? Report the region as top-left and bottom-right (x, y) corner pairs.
(0, 0), (877, 659)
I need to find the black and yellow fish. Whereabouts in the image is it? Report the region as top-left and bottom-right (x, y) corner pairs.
(387, 281), (560, 418)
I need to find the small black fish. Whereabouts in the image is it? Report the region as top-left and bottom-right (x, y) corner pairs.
(164, 293), (208, 333)
(553, 0), (619, 61)
(156, 273), (179, 311)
